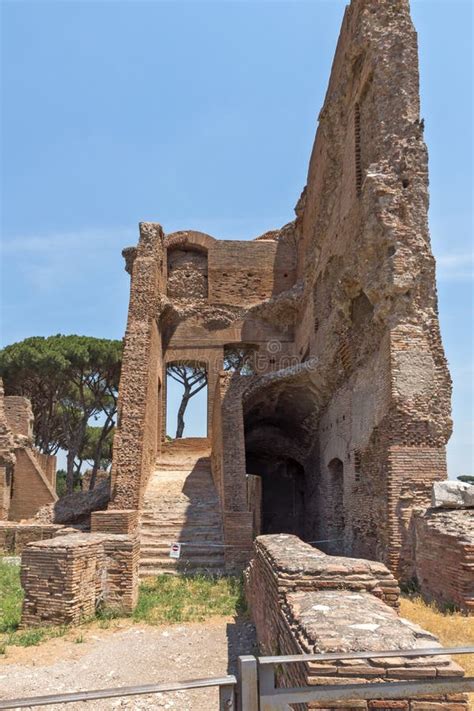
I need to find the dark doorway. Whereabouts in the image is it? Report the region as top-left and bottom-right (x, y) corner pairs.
(246, 454), (305, 537)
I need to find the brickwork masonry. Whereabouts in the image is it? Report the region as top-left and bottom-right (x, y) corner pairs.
(414, 509), (474, 614)
(245, 535), (469, 710)
(20, 532), (139, 627)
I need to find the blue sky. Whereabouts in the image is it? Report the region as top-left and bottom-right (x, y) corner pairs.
(1, 0), (472, 475)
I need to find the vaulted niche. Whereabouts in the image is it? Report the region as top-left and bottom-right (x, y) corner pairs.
(243, 374), (319, 541)
(167, 245), (208, 300)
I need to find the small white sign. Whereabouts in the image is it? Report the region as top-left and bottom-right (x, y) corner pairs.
(170, 542), (181, 559)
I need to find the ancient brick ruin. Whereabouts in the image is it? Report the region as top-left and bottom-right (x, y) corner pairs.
(104, 0), (453, 583)
(12, 0), (473, 646)
(0, 380), (57, 524)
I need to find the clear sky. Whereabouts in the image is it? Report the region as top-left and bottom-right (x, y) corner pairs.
(1, 0), (472, 476)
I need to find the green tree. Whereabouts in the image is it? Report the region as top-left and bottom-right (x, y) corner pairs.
(167, 363), (207, 438)
(78, 425), (114, 490)
(0, 335), (122, 494)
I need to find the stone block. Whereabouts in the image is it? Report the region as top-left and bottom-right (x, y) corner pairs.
(431, 481), (474, 509)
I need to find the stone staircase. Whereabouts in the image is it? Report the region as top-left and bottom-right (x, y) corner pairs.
(139, 438), (225, 577)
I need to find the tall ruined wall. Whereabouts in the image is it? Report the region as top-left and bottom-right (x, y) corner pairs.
(0, 380), (16, 519)
(111, 222), (164, 511)
(4, 396), (34, 440)
(293, 0), (451, 577)
(110, 0), (452, 581)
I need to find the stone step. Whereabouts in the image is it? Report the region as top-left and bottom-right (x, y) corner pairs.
(141, 514), (221, 523)
(140, 446), (224, 576)
(139, 566), (225, 579)
(139, 556), (224, 570)
(141, 527), (222, 544)
(141, 511), (221, 520)
(140, 545), (224, 557)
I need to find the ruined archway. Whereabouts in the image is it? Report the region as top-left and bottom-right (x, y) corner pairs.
(242, 367), (321, 542)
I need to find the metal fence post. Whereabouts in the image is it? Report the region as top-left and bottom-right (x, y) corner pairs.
(219, 681), (236, 710)
(238, 655), (259, 711)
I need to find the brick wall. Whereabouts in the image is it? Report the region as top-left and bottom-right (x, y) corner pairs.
(8, 449), (57, 521)
(414, 509), (474, 613)
(4, 396), (33, 440)
(245, 535), (468, 710)
(20, 532), (139, 626)
(111, 222), (164, 511)
(0, 521), (64, 554)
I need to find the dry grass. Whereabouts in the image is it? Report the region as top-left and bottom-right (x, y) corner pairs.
(133, 574), (246, 625)
(400, 594), (474, 702)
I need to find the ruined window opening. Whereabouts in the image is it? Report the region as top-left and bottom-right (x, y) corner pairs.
(351, 291), (373, 327)
(354, 103), (362, 195)
(165, 361), (208, 439)
(223, 344), (257, 375)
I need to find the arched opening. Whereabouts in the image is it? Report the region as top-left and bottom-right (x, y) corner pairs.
(167, 246), (208, 300)
(350, 290), (373, 327)
(243, 372), (320, 543)
(165, 361), (208, 439)
(223, 343), (258, 374)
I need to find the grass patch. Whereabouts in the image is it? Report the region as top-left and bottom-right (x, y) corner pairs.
(1, 560), (246, 653)
(133, 574), (246, 625)
(0, 558), (68, 653)
(0, 558), (24, 634)
(400, 593), (474, 703)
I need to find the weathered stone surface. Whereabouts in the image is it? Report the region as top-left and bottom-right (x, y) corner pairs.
(245, 535), (469, 710)
(431, 481), (474, 509)
(414, 509), (474, 613)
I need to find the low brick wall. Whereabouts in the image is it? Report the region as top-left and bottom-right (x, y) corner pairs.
(245, 534), (468, 710)
(414, 509), (474, 613)
(91, 509), (138, 535)
(20, 532), (139, 627)
(0, 521), (64, 554)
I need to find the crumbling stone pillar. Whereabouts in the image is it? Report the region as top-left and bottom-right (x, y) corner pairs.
(111, 222), (164, 511)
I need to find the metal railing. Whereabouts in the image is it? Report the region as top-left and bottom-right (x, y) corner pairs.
(0, 675), (237, 710)
(1, 646), (473, 710)
(239, 646), (474, 711)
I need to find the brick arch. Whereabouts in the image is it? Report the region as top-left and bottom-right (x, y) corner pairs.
(165, 230), (216, 252)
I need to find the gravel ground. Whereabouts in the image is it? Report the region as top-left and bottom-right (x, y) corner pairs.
(0, 617), (257, 710)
